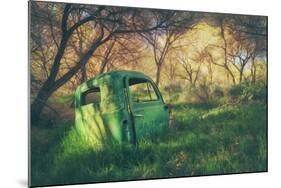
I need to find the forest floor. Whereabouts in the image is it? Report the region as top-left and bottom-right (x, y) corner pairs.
(30, 101), (267, 187)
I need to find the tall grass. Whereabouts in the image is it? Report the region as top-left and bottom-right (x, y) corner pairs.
(31, 100), (267, 187)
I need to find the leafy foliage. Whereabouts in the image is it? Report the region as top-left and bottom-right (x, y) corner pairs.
(228, 81), (267, 102)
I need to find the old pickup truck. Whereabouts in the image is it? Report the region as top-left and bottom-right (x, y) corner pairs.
(74, 70), (172, 145)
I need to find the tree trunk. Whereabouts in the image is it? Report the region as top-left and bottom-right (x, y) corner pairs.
(31, 82), (54, 124)
(99, 60), (108, 74)
(239, 70), (243, 83)
(251, 58), (257, 84)
(252, 64), (256, 84)
(81, 65), (87, 84)
(219, 21), (236, 85)
(230, 71), (236, 85)
(155, 65), (162, 87)
(225, 65), (236, 85)
(239, 63), (247, 83)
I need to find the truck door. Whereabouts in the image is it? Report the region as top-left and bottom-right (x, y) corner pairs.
(127, 77), (169, 141)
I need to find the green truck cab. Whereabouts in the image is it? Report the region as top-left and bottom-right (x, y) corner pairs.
(74, 70), (171, 145)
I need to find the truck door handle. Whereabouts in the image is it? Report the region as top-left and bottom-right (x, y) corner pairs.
(134, 114), (144, 117)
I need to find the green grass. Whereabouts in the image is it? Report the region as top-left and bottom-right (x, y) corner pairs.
(31, 101), (267, 187)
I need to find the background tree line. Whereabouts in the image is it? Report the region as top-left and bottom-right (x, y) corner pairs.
(30, 2), (267, 124)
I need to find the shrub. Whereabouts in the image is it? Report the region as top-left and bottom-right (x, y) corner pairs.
(192, 84), (224, 103)
(163, 83), (182, 103)
(212, 86), (224, 98)
(228, 81), (267, 102)
(193, 84), (210, 103)
(163, 83), (182, 93)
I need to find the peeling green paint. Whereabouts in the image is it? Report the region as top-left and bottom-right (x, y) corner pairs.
(75, 70), (170, 146)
